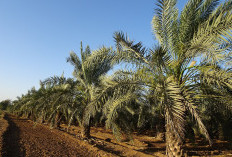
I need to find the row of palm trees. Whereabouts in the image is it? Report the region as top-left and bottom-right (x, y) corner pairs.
(11, 0), (232, 156)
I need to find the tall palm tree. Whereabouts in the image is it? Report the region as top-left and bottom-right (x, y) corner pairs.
(113, 0), (232, 156)
(67, 42), (116, 138)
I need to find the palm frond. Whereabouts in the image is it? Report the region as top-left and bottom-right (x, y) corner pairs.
(199, 65), (232, 88)
(182, 87), (213, 145)
(67, 51), (82, 72)
(198, 0), (220, 21)
(113, 32), (149, 66)
(83, 46), (115, 84)
(152, 0), (178, 48)
(188, 2), (232, 62)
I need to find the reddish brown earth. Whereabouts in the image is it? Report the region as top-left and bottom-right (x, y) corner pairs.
(0, 114), (111, 157)
(0, 114), (232, 157)
(0, 115), (8, 156)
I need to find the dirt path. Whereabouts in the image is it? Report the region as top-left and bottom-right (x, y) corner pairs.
(1, 115), (97, 157)
(2, 115), (25, 157)
(1, 114), (232, 157)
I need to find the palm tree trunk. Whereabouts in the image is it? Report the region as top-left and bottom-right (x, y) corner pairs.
(27, 112), (31, 119)
(54, 111), (62, 128)
(39, 115), (45, 123)
(81, 116), (92, 138)
(81, 100), (94, 139)
(165, 112), (185, 157)
(82, 122), (91, 138)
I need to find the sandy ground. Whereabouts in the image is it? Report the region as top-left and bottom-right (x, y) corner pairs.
(0, 114), (232, 157)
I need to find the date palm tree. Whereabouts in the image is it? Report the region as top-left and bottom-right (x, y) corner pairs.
(13, 87), (39, 120)
(197, 65), (232, 140)
(12, 75), (79, 129)
(113, 0), (232, 156)
(67, 42), (116, 138)
(98, 70), (146, 140)
(37, 75), (78, 128)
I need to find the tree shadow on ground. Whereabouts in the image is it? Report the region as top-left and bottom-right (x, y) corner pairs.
(2, 114), (25, 157)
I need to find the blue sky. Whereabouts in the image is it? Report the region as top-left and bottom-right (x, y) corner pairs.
(0, 0), (188, 101)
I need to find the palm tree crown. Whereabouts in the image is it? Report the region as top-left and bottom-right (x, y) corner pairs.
(114, 0), (232, 156)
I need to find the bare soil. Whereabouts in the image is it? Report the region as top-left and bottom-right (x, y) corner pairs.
(0, 114), (111, 157)
(66, 125), (232, 156)
(0, 114), (232, 157)
(0, 114), (8, 156)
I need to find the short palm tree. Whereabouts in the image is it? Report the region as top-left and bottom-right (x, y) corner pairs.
(99, 70), (146, 140)
(114, 0), (232, 156)
(12, 75), (79, 129)
(13, 87), (38, 120)
(197, 65), (232, 140)
(67, 42), (116, 138)
(38, 75), (78, 128)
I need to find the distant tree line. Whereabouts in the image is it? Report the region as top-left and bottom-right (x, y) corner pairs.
(0, 99), (12, 111)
